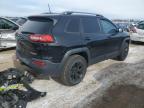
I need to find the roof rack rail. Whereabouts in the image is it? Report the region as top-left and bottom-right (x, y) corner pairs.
(62, 11), (103, 17)
(42, 12), (58, 14)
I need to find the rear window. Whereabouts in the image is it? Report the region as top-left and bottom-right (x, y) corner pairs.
(20, 18), (53, 34)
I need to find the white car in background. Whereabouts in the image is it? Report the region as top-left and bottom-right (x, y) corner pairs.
(130, 21), (144, 42)
(0, 17), (20, 49)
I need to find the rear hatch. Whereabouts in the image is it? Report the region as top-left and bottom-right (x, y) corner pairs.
(16, 16), (56, 60)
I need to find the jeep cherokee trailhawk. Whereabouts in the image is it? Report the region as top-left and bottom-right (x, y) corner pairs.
(14, 12), (130, 86)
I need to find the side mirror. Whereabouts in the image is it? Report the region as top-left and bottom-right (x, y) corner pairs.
(118, 28), (123, 33)
(109, 29), (118, 35)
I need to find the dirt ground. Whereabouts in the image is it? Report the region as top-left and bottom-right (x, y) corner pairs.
(84, 85), (144, 108)
(0, 43), (144, 108)
(77, 54), (144, 108)
(0, 49), (15, 71)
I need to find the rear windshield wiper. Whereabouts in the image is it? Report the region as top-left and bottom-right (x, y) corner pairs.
(21, 31), (35, 34)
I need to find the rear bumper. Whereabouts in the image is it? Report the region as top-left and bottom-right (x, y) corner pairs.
(13, 53), (62, 78)
(0, 39), (16, 48)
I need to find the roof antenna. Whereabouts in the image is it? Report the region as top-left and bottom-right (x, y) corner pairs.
(48, 3), (52, 13)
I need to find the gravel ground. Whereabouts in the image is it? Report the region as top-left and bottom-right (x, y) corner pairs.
(0, 43), (144, 108)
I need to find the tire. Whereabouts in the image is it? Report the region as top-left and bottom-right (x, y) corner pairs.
(59, 55), (87, 86)
(117, 42), (129, 61)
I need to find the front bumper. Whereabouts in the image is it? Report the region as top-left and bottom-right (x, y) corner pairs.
(13, 53), (62, 78)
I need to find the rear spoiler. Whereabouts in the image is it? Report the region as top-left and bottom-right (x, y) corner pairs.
(28, 16), (57, 25)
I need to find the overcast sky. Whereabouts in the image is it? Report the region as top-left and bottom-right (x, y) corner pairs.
(0, 0), (144, 19)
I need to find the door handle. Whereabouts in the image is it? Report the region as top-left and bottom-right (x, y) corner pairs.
(85, 37), (91, 41)
(108, 36), (112, 38)
(108, 35), (115, 39)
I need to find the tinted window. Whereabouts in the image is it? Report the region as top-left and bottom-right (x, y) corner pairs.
(82, 18), (100, 34)
(0, 19), (16, 29)
(137, 24), (144, 30)
(20, 18), (53, 34)
(100, 19), (117, 34)
(66, 19), (80, 33)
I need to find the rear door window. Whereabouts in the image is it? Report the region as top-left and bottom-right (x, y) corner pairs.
(66, 18), (80, 33)
(81, 18), (100, 34)
(20, 18), (53, 34)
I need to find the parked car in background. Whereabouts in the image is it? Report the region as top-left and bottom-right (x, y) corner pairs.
(130, 21), (144, 42)
(0, 17), (19, 49)
(8, 17), (27, 26)
(115, 22), (130, 32)
(8, 17), (19, 22)
(16, 17), (27, 26)
(14, 11), (130, 86)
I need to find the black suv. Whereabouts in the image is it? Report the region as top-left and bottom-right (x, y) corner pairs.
(14, 12), (130, 86)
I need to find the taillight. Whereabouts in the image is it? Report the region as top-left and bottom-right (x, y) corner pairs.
(29, 34), (54, 43)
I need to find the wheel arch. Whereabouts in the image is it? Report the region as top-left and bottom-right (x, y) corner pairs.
(124, 37), (131, 44)
(121, 37), (130, 49)
(61, 47), (91, 66)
